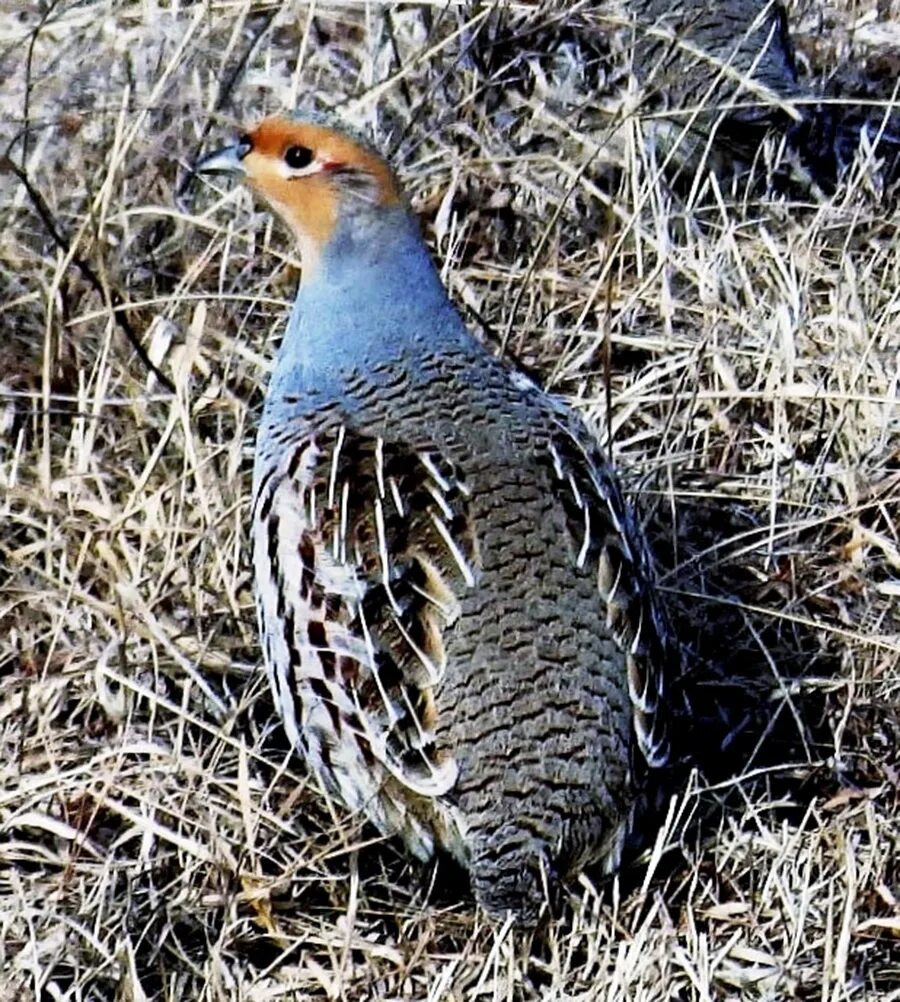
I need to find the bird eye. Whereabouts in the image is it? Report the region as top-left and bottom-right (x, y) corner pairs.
(284, 145), (314, 170)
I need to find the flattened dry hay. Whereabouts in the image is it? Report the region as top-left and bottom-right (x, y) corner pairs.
(1, 2), (898, 999)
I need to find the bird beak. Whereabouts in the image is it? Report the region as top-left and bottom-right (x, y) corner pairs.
(194, 140), (250, 176)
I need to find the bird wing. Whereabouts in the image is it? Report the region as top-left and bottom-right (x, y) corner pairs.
(541, 408), (673, 772)
(252, 423), (477, 851)
(253, 400), (673, 859)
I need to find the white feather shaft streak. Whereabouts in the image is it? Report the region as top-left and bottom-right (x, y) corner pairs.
(388, 477), (405, 516)
(374, 436), (386, 499)
(548, 443), (565, 479)
(430, 512), (475, 587)
(339, 480), (350, 564)
(393, 614), (444, 686)
(630, 606), (645, 657)
(606, 559), (623, 606)
(398, 683), (433, 748)
(410, 581), (458, 622)
(426, 483), (454, 520)
(327, 425), (345, 509)
(577, 503), (591, 569)
(381, 748), (458, 797)
(356, 601), (397, 725)
(374, 497), (402, 613)
(419, 452), (451, 492)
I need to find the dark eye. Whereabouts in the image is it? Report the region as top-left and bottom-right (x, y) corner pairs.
(284, 145), (314, 170)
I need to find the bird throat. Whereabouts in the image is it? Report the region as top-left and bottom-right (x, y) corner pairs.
(272, 207), (469, 404)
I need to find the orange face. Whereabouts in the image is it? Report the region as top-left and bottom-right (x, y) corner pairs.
(237, 117), (401, 252)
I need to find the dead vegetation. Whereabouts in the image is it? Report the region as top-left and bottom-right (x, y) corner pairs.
(1, 2), (899, 999)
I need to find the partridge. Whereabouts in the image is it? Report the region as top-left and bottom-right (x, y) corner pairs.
(633, 0), (800, 151)
(630, 0), (900, 188)
(196, 115), (674, 922)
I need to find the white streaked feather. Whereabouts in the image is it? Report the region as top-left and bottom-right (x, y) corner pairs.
(374, 497), (402, 614)
(603, 488), (623, 536)
(388, 476), (405, 515)
(380, 792), (435, 862)
(549, 420), (629, 543)
(313, 548), (366, 600)
(397, 684), (435, 749)
(426, 482), (455, 520)
(509, 368), (539, 393)
(254, 432), (467, 857)
(430, 512), (476, 587)
(355, 599), (398, 725)
(604, 558), (623, 606)
(629, 606), (644, 657)
(419, 452), (451, 492)
(409, 580), (460, 624)
(374, 436), (386, 499)
(378, 742), (458, 797)
(327, 425), (345, 509)
(577, 503), (591, 569)
(339, 480), (350, 564)
(292, 440), (322, 487)
(548, 442), (565, 480)
(392, 614), (444, 687)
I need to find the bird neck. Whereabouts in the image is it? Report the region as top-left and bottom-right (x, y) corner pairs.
(270, 205), (471, 404)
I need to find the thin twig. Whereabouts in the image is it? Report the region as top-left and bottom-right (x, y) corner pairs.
(3, 154), (176, 393)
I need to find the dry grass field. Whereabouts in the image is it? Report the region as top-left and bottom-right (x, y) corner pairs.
(2, 1), (899, 998)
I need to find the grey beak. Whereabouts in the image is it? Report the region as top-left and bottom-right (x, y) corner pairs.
(194, 140), (251, 176)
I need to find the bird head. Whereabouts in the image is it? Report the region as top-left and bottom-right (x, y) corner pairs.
(195, 115), (402, 276)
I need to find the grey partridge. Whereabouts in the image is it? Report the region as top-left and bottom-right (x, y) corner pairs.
(467, 0), (900, 191)
(632, 0), (900, 188)
(196, 115), (675, 922)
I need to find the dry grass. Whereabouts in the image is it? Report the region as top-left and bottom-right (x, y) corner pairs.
(2, 1), (899, 999)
